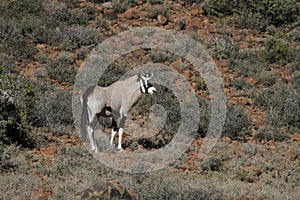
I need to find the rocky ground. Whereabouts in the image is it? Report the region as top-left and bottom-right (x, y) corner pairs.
(0, 0), (299, 199)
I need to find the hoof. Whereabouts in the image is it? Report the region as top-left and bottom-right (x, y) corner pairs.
(91, 146), (98, 154)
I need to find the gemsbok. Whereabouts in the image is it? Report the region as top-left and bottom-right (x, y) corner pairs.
(81, 73), (156, 153)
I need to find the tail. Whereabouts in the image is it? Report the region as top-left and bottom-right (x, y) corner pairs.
(81, 97), (88, 142)
(80, 86), (94, 141)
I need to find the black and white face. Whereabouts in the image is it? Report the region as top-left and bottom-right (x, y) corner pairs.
(139, 73), (156, 95)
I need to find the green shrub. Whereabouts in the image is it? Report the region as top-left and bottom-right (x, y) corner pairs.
(254, 125), (289, 142)
(46, 52), (77, 84)
(147, 49), (179, 63)
(196, 96), (211, 138)
(200, 155), (224, 172)
(51, 26), (100, 51)
(257, 71), (278, 87)
(222, 104), (251, 140)
(88, 0), (110, 3)
(0, 72), (39, 147)
(0, 17), (37, 62)
(228, 49), (265, 77)
(213, 35), (238, 60)
(254, 0), (299, 27)
(194, 79), (207, 91)
(261, 34), (296, 65)
(202, 0), (300, 27)
(112, 0), (138, 13)
(8, 0), (44, 15)
(146, 5), (173, 19)
(231, 77), (252, 90)
(0, 53), (17, 73)
(59, 0), (82, 9)
(96, 17), (112, 31)
(47, 2), (71, 23)
(0, 145), (27, 173)
(229, 58), (264, 77)
(98, 60), (129, 87)
(267, 87), (300, 129)
(288, 29), (300, 42)
(19, 15), (51, 44)
(291, 71), (300, 89)
(236, 168), (257, 183)
(132, 85), (181, 148)
(31, 87), (73, 127)
(255, 86), (300, 130)
(202, 0), (237, 17)
(147, 0), (164, 4)
(68, 7), (96, 26)
(253, 88), (275, 108)
(230, 10), (269, 31)
(290, 51), (300, 73)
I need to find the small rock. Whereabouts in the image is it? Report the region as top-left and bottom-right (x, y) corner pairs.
(285, 151), (297, 161)
(223, 137), (232, 143)
(96, 6), (104, 15)
(78, 179), (137, 200)
(157, 15), (168, 25)
(130, 37), (143, 45)
(137, 0), (144, 5)
(208, 24), (216, 33)
(243, 77), (258, 85)
(239, 42), (250, 49)
(103, 12), (118, 20)
(101, 2), (113, 9)
(217, 59), (229, 68)
(124, 8), (139, 20)
(182, 69), (190, 77)
(40, 143), (57, 155)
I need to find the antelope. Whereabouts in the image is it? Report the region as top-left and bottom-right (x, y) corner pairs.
(81, 73), (156, 153)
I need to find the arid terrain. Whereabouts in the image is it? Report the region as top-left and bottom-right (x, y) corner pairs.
(0, 0), (299, 199)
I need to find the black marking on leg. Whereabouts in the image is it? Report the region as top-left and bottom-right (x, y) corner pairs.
(119, 115), (127, 129)
(111, 117), (118, 131)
